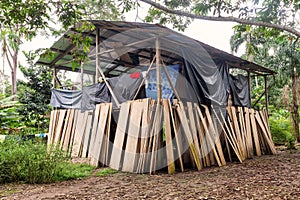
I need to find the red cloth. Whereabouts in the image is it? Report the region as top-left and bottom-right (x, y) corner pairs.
(130, 71), (141, 79)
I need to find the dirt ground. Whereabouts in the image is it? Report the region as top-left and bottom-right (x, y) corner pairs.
(1, 148), (299, 200)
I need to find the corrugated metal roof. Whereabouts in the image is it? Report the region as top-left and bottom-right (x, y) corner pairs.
(36, 20), (276, 76)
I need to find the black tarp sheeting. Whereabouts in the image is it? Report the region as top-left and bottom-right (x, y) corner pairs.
(50, 73), (145, 110)
(181, 49), (230, 107)
(229, 74), (250, 107)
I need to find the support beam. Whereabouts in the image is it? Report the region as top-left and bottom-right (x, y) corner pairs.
(248, 71), (251, 106)
(264, 75), (269, 114)
(53, 67), (57, 88)
(156, 38), (162, 100)
(95, 27), (100, 83)
(80, 62), (84, 89)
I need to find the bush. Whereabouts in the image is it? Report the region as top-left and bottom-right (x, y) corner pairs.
(269, 110), (295, 148)
(0, 139), (94, 184)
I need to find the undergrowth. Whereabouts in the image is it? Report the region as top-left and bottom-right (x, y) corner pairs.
(0, 139), (94, 184)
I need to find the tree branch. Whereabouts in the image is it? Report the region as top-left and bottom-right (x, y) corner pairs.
(140, 0), (300, 38)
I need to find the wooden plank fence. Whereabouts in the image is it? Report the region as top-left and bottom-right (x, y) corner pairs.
(48, 99), (276, 174)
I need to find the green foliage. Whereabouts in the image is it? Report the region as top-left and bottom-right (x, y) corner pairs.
(17, 63), (52, 133)
(95, 168), (118, 177)
(0, 140), (94, 184)
(269, 109), (295, 149)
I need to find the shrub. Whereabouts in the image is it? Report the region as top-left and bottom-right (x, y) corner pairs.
(269, 111), (295, 149)
(0, 139), (94, 184)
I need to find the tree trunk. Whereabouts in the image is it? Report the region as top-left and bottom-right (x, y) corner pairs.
(11, 51), (18, 98)
(291, 73), (299, 142)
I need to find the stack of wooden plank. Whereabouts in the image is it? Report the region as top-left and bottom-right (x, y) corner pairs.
(47, 99), (276, 174)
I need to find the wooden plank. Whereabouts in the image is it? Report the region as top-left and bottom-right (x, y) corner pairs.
(255, 111), (277, 154)
(244, 107), (254, 158)
(90, 103), (110, 166)
(136, 99), (151, 173)
(237, 107), (248, 158)
(110, 102), (131, 170)
(194, 103), (210, 167)
(176, 102), (201, 170)
(195, 105), (222, 166)
(149, 101), (163, 174)
(212, 107), (243, 163)
(104, 103), (112, 165)
(68, 109), (78, 155)
(47, 110), (57, 147)
(187, 102), (202, 170)
(202, 105), (226, 166)
(229, 107), (246, 160)
(163, 99), (176, 174)
(81, 111), (93, 158)
(60, 109), (71, 149)
(53, 109), (67, 147)
(88, 104), (101, 160)
(72, 111), (87, 157)
(249, 109), (261, 156)
(62, 109), (75, 151)
(170, 101), (184, 172)
(122, 101), (144, 172)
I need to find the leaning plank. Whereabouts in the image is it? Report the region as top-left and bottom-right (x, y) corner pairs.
(72, 111), (87, 157)
(237, 107), (248, 158)
(90, 103), (110, 166)
(62, 109), (75, 151)
(249, 108), (261, 156)
(47, 110), (57, 146)
(122, 100), (144, 172)
(255, 111), (277, 154)
(187, 102), (202, 170)
(228, 107), (246, 160)
(176, 102), (201, 170)
(60, 109), (71, 149)
(53, 109), (67, 147)
(194, 103), (210, 167)
(81, 111), (93, 158)
(195, 105), (222, 167)
(163, 99), (176, 174)
(109, 102), (131, 170)
(244, 107), (254, 158)
(202, 105), (226, 166)
(88, 104), (101, 161)
(149, 101), (163, 174)
(104, 103), (112, 165)
(136, 99), (151, 173)
(169, 101), (184, 172)
(212, 107), (243, 163)
(68, 109), (78, 155)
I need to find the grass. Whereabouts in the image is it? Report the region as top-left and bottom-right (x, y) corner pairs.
(0, 139), (95, 184)
(95, 168), (118, 177)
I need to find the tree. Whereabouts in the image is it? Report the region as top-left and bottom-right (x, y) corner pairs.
(230, 24), (300, 141)
(118, 0), (300, 141)
(0, 0), (121, 97)
(136, 0), (300, 37)
(17, 51), (53, 132)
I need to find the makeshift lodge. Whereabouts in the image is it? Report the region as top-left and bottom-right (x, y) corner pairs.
(37, 20), (277, 174)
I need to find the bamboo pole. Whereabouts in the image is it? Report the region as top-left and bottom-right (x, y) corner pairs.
(156, 38), (162, 100)
(264, 75), (269, 115)
(95, 27), (100, 83)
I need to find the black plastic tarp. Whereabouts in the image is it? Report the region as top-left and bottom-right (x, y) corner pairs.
(229, 74), (250, 107)
(181, 49), (230, 107)
(50, 73), (145, 110)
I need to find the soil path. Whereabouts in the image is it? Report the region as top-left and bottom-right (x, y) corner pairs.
(1, 149), (299, 200)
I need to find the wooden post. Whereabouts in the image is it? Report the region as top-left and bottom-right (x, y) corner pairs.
(264, 75), (268, 115)
(156, 38), (162, 100)
(81, 62), (84, 89)
(53, 67), (57, 88)
(95, 27), (100, 83)
(248, 71), (251, 106)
